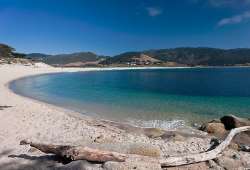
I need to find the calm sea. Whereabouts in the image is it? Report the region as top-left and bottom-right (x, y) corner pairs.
(10, 67), (250, 128)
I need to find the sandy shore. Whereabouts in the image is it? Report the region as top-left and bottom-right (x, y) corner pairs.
(2, 63), (247, 169)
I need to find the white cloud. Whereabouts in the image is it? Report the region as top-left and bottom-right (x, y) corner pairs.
(218, 11), (250, 26)
(146, 7), (162, 17)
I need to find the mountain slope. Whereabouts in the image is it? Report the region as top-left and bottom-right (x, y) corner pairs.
(27, 52), (109, 67)
(22, 47), (250, 67)
(100, 52), (161, 65)
(144, 47), (250, 66)
(101, 47), (250, 66)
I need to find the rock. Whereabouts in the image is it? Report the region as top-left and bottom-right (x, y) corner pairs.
(239, 145), (250, 152)
(143, 128), (165, 138)
(192, 123), (202, 129)
(233, 132), (250, 147)
(57, 160), (103, 170)
(200, 122), (226, 137)
(128, 144), (161, 157)
(94, 134), (104, 143)
(172, 134), (186, 142)
(164, 162), (209, 170)
(104, 156), (161, 170)
(103, 161), (161, 170)
(228, 142), (239, 150)
(207, 160), (224, 170)
(215, 155), (247, 170)
(208, 138), (221, 151)
(161, 130), (202, 141)
(220, 115), (250, 130)
(219, 115), (250, 150)
(232, 153), (241, 160)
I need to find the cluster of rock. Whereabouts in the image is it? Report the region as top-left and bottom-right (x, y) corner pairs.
(200, 115), (250, 151)
(198, 115), (250, 169)
(14, 115), (250, 170)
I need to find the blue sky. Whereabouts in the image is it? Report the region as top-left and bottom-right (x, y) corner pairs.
(0, 0), (250, 56)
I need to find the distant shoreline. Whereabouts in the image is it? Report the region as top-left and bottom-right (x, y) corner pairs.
(51, 64), (250, 69)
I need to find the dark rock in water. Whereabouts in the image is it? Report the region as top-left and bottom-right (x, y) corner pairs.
(220, 115), (250, 130)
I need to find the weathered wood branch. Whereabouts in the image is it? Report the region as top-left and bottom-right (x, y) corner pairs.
(20, 140), (127, 162)
(160, 126), (250, 167)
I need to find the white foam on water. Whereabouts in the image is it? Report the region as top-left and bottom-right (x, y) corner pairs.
(127, 119), (186, 130)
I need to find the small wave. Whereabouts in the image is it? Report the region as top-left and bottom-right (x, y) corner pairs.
(127, 119), (186, 130)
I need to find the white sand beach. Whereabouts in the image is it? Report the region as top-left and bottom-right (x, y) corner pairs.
(0, 63), (249, 170)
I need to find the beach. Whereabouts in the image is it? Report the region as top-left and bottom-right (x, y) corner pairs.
(0, 63), (249, 170)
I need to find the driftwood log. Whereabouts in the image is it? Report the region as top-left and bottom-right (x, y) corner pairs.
(20, 140), (127, 162)
(20, 126), (250, 167)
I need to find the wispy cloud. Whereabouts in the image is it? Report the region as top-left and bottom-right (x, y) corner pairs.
(191, 0), (250, 7)
(145, 7), (162, 17)
(218, 11), (250, 26)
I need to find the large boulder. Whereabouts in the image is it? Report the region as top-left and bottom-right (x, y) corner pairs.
(200, 122), (226, 137)
(220, 115), (250, 149)
(220, 115), (250, 130)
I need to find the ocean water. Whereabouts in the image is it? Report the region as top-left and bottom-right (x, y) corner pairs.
(10, 67), (250, 128)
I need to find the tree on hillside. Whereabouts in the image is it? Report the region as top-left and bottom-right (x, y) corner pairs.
(0, 43), (25, 58)
(0, 44), (15, 58)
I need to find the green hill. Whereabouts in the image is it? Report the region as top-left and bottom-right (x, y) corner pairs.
(27, 52), (109, 67)
(102, 47), (250, 66)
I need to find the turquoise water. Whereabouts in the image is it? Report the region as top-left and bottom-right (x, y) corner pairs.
(10, 67), (250, 128)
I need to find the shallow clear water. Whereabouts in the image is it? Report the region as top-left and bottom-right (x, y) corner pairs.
(10, 67), (250, 128)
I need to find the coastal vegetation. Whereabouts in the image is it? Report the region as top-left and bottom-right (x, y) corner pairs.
(0, 44), (25, 59)
(0, 44), (29, 64)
